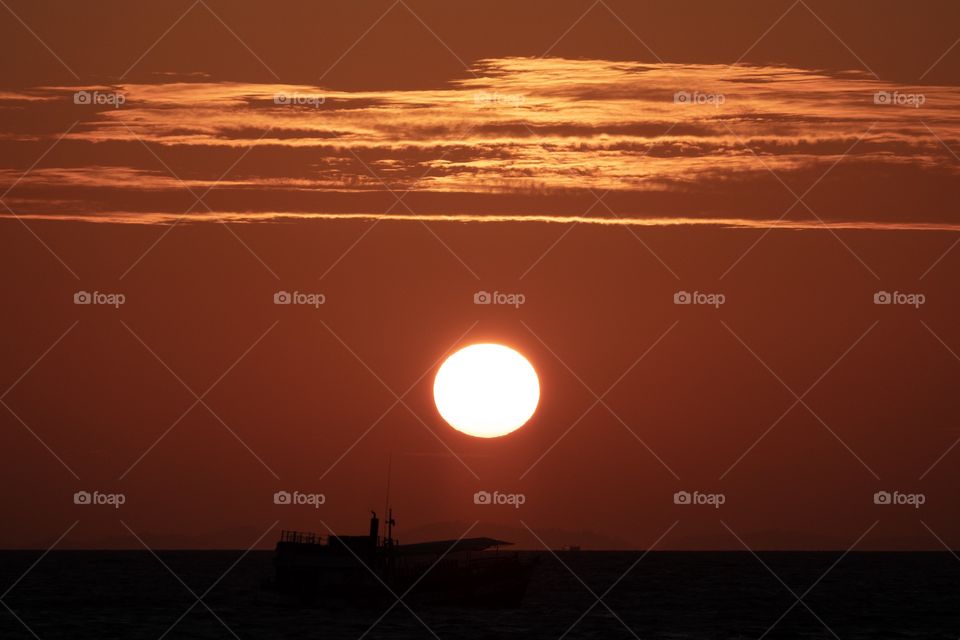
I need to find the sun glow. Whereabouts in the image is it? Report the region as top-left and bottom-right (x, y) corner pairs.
(433, 344), (540, 438)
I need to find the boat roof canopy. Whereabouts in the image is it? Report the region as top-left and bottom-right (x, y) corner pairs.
(399, 537), (513, 555)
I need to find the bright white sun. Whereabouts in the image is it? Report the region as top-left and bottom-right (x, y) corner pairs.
(433, 343), (540, 438)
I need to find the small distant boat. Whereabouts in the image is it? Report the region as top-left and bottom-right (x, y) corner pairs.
(264, 511), (538, 607)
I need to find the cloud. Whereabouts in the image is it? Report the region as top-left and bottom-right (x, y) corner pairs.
(5, 210), (959, 232)
(2, 58), (958, 226)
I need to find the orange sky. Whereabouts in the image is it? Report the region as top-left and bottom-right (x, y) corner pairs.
(1, 0), (959, 551)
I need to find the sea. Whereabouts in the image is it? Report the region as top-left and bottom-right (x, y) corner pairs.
(0, 551), (955, 639)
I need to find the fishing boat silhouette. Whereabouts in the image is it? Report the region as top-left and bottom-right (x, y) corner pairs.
(264, 510), (538, 607)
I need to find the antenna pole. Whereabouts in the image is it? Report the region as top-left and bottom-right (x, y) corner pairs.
(383, 453), (392, 544)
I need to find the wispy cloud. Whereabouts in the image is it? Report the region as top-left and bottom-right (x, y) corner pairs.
(5, 210), (959, 232)
(1, 58), (958, 226)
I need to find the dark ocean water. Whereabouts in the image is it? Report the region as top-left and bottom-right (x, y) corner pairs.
(0, 551), (956, 639)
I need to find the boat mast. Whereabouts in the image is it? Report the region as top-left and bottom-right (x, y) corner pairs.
(382, 453), (392, 547)
(386, 508), (395, 547)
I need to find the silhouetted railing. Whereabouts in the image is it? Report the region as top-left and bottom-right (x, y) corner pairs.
(280, 529), (322, 544)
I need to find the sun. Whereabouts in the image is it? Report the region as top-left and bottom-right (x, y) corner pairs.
(433, 343), (540, 438)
